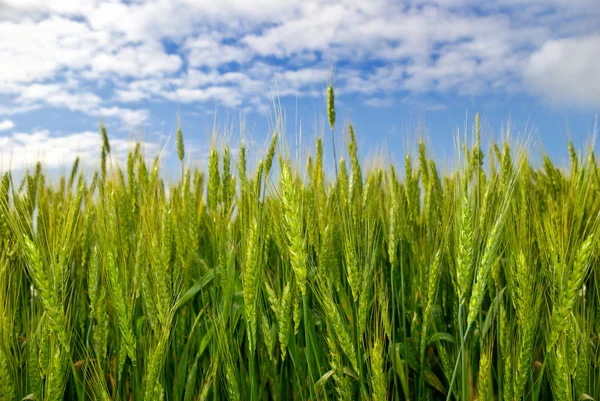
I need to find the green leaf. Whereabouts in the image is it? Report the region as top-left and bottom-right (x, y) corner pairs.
(173, 269), (214, 311)
(427, 332), (455, 346)
(199, 326), (214, 357)
(393, 346), (411, 401)
(175, 340), (191, 401)
(343, 367), (359, 381)
(482, 287), (505, 339)
(314, 370), (335, 392)
(423, 369), (446, 395)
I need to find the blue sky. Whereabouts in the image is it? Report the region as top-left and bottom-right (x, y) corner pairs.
(0, 0), (599, 174)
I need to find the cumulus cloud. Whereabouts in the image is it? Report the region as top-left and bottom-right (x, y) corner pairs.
(0, 119), (15, 131)
(0, 0), (598, 122)
(98, 107), (150, 127)
(0, 129), (159, 171)
(17, 84), (103, 113)
(90, 42), (182, 78)
(524, 35), (600, 108)
(186, 36), (251, 68)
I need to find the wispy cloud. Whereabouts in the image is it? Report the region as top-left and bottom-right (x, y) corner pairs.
(364, 97), (394, 108)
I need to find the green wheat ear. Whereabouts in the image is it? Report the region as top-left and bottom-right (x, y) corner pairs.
(327, 84), (339, 176)
(327, 84), (335, 131)
(176, 126), (185, 163)
(101, 123), (110, 154)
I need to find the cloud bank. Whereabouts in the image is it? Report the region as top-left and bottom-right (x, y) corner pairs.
(0, 0), (598, 168)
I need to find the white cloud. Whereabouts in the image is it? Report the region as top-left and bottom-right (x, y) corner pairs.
(0, 129), (159, 171)
(164, 86), (242, 107)
(0, 104), (41, 116)
(364, 97), (394, 108)
(17, 84), (103, 113)
(90, 42), (182, 77)
(0, 16), (111, 85)
(0, 119), (15, 131)
(98, 107), (150, 127)
(0, 0), (97, 15)
(0, 0), (599, 121)
(186, 36), (250, 67)
(4, 82), (150, 127)
(242, 3), (348, 57)
(524, 34), (600, 108)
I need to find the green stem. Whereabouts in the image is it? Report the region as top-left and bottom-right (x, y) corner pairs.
(331, 129), (338, 179)
(446, 304), (472, 401)
(532, 360), (547, 400)
(303, 294), (318, 401)
(249, 343), (256, 401)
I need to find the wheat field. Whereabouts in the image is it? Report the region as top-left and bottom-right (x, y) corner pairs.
(0, 90), (599, 400)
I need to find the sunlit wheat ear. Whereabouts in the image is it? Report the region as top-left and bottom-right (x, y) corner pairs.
(338, 157), (349, 205)
(253, 160), (264, 202)
(292, 286), (302, 334)
(208, 148), (220, 214)
(568, 140), (578, 176)
(370, 339), (387, 401)
(45, 345), (67, 401)
(259, 311), (275, 361)
(326, 325), (353, 401)
(281, 163), (308, 296)
(315, 137), (325, 192)
(264, 133), (278, 177)
(548, 347), (571, 401)
(327, 83), (340, 176)
(547, 234), (594, 351)
(357, 262), (373, 336)
(512, 251), (543, 400)
(277, 282), (293, 360)
(405, 154), (420, 222)
(376, 277), (392, 341)
(237, 146), (247, 215)
(565, 318), (578, 375)
(243, 217), (261, 353)
(348, 125), (363, 211)
(316, 281), (358, 372)
(67, 156), (79, 189)
(0, 316), (14, 399)
(104, 249), (136, 365)
(88, 245), (108, 367)
(477, 344), (492, 401)
(418, 138), (429, 190)
(327, 84), (335, 131)
(221, 147), (232, 209)
(22, 235), (69, 351)
(420, 249), (442, 366)
(467, 206), (506, 327)
(143, 324), (171, 401)
(456, 193), (473, 304)
(38, 323), (51, 377)
(101, 123), (110, 154)
(343, 235), (360, 302)
(471, 112), (484, 178)
(176, 126), (185, 163)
